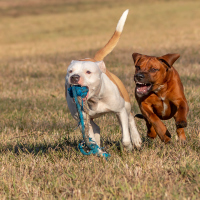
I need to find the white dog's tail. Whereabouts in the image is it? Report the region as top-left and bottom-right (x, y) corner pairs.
(93, 9), (129, 61)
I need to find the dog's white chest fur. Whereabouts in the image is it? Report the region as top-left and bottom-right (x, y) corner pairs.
(161, 97), (168, 117)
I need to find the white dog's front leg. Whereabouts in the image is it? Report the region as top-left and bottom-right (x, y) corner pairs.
(88, 120), (104, 155)
(117, 108), (133, 151)
(90, 120), (100, 147)
(128, 113), (142, 149)
(87, 120), (101, 147)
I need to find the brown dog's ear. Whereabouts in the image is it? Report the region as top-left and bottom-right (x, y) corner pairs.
(132, 53), (142, 65)
(158, 54), (180, 68)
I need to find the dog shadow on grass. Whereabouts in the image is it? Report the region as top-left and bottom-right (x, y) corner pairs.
(1, 136), (152, 157)
(0, 130), (84, 156)
(2, 128), (198, 156)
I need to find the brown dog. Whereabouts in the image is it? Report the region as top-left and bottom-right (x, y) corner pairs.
(132, 53), (189, 143)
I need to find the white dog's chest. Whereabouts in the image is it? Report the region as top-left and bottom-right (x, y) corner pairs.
(87, 100), (112, 118)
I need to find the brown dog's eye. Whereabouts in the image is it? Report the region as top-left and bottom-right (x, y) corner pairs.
(135, 66), (140, 71)
(69, 70), (73, 73)
(86, 71), (91, 74)
(150, 68), (158, 73)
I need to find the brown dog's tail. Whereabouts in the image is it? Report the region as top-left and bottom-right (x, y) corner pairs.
(93, 9), (129, 61)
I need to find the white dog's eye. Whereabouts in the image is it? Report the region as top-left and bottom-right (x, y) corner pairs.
(69, 70), (73, 73)
(86, 71), (91, 74)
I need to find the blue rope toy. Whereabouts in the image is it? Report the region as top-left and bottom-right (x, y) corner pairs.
(68, 85), (110, 159)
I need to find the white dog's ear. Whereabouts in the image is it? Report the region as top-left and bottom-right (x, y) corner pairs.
(70, 60), (76, 64)
(96, 61), (106, 73)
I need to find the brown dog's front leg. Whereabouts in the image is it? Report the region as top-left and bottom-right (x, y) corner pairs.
(145, 120), (157, 139)
(176, 128), (186, 142)
(174, 100), (188, 128)
(141, 103), (171, 143)
(174, 100), (188, 142)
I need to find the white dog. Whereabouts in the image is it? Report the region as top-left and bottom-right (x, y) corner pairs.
(65, 10), (141, 152)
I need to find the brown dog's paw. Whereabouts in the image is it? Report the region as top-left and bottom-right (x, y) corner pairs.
(176, 121), (187, 128)
(164, 137), (171, 144)
(163, 130), (171, 144)
(178, 139), (187, 146)
(147, 131), (157, 139)
(178, 134), (187, 145)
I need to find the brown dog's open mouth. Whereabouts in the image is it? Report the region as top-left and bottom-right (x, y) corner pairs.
(136, 82), (152, 95)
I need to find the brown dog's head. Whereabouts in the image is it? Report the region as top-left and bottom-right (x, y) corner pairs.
(132, 53), (180, 97)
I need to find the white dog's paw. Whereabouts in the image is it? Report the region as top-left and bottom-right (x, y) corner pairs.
(122, 141), (133, 151)
(132, 136), (142, 149)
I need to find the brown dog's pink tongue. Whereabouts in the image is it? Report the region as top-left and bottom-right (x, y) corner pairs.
(137, 86), (148, 93)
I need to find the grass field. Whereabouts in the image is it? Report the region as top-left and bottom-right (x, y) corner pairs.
(0, 0), (200, 199)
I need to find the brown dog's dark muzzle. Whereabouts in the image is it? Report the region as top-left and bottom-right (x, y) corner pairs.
(134, 73), (145, 82)
(70, 74), (80, 84)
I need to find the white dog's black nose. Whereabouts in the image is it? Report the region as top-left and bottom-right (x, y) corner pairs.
(70, 74), (80, 84)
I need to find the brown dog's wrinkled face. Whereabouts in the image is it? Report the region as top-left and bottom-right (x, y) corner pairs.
(132, 53), (180, 97)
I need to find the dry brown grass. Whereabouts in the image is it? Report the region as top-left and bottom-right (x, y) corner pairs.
(0, 0), (200, 199)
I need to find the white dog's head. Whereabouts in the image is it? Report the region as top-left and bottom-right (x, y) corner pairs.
(65, 60), (106, 100)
